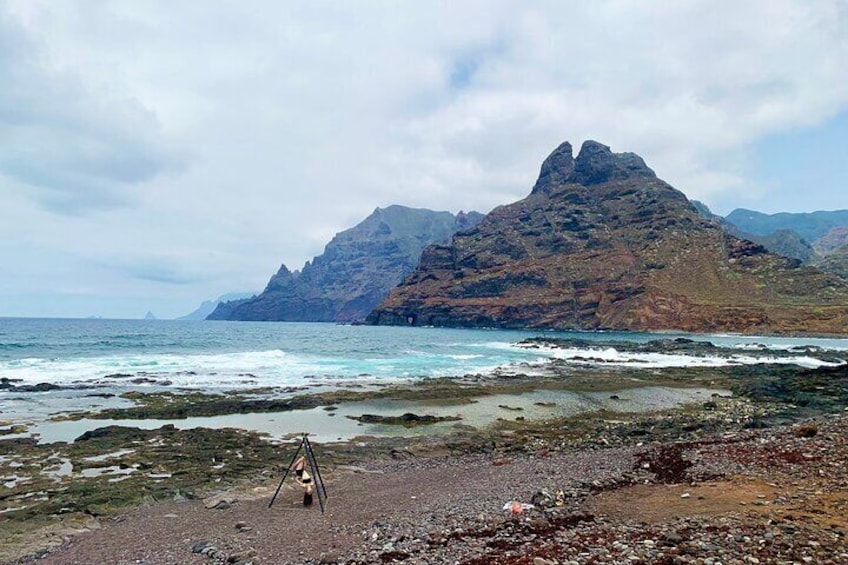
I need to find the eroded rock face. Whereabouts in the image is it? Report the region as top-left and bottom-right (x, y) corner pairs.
(367, 140), (848, 334)
(207, 206), (483, 322)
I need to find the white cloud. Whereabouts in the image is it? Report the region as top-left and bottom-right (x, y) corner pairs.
(0, 0), (846, 317)
(0, 7), (183, 215)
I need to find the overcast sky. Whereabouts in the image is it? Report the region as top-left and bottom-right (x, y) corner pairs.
(1, 1), (846, 319)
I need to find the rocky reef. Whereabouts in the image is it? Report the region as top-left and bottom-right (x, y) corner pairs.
(367, 140), (848, 334)
(207, 206), (483, 322)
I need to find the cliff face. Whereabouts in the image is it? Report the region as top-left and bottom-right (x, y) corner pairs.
(367, 141), (848, 335)
(177, 292), (257, 320)
(207, 206), (483, 322)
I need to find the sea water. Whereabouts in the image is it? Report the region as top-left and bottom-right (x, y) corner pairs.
(2, 319), (846, 442)
(2, 318), (846, 389)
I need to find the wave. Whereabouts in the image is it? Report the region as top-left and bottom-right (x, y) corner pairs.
(0, 345), (537, 389)
(533, 345), (843, 369)
(2, 333), (844, 391)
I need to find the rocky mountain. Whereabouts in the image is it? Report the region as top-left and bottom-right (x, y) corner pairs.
(812, 227), (848, 256)
(208, 206), (484, 322)
(177, 292), (257, 320)
(692, 202), (816, 264)
(713, 209), (848, 277)
(741, 229), (817, 264)
(815, 239), (848, 279)
(725, 208), (848, 244)
(367, 140), (848, 334)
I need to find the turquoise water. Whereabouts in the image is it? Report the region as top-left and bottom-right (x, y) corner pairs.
(2, 318), (847, 442)
(1, 318), (847, 390)
(0, 319), (556, 388)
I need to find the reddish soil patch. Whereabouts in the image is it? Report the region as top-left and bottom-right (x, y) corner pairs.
(585, 478), (777, 523)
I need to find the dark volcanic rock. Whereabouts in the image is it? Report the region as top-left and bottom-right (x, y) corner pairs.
(5, 382), (63, 393)
(570, 140), (655, 186)
(367, 140), (848, 334)
(207, 206), (483, 322)
(347, 413), (462, 427)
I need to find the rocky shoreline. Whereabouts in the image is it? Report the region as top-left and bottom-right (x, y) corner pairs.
(1, 337), (846, 564)
(6, 411), (846, 565)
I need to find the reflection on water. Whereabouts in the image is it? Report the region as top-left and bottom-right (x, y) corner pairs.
(29, 386), (727, 444)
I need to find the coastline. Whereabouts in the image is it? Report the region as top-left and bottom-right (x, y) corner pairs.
(1, 334), (847, 563)
(6, 403), (847, 564)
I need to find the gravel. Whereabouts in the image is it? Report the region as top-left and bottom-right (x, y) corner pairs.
(13, 415), (848, 565)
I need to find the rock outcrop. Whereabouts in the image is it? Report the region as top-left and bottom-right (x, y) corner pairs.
(367, 141), (848, 334)
(208, 206), (483, 322)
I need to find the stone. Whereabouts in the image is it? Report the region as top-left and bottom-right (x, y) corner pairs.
(204, 495), (235, 510)
(191, 541), (211, 553)
(531, 490), (555, 508)
(228, 549), (257, 563)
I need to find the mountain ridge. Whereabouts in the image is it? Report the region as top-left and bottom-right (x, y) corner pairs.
(208, 205), (483, 322)
(367, 140), (848, 335)
(725, 208), (848, 243)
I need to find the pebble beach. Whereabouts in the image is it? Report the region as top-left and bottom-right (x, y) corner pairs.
(6, 408), (845, 565)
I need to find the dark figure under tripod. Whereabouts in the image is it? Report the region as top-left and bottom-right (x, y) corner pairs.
(269, 434), (327, 513)
(297, 468), (313, 506)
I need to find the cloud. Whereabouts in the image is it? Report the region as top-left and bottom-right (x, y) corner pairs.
(0, 7), (183, 214)
(125, 267), (207, 286)
(1, 0), (847, 317)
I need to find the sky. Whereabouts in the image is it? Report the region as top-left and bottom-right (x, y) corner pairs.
(1, 1), (847, 319)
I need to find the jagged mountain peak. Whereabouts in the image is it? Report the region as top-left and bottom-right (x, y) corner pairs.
(207, 205), (484, 322)
(532, 141), (574, 194)
(532, 140), (656, 195)
(368, 139), (848, 334)
(572, 140), (656, 186)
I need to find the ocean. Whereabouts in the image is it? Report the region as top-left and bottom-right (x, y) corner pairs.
(2, 318), (847, 390)
(2, 319), (847, 443)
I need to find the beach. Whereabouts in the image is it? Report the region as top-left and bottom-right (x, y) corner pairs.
(2, 322), (848, 563)
(8, 409), (848, 564)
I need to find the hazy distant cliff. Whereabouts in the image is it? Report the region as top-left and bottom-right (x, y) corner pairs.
(712, 208), (848, 279)
(208, 206), (483, 322)
(367, 140), (848, 334)
(177, 292), (257, 320)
